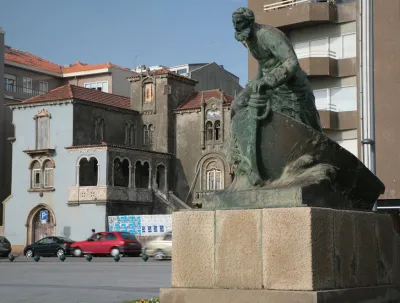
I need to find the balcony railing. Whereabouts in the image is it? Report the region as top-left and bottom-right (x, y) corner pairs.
(68, 186), (153, 203)
(194, 190), (218, 200)
(264, 0), (311, 11)
(4, 84), (47, 97)
(316, 103), (338, 111)
(296, 50), (336, 59)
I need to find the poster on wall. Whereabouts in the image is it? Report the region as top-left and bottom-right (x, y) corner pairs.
(108, 215), (172, 236)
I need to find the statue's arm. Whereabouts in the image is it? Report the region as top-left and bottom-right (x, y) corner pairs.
(260, 30), (299, 88)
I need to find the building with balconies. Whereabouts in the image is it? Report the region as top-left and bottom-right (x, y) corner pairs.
(249, 0), (400, 200)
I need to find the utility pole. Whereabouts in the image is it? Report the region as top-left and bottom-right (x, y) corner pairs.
(359, 0), (376, 174)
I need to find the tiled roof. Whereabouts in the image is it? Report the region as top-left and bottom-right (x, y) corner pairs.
(177, 89), (234, 110)
(62, 61), (131, 73)
(4, 46), (133, 75)
(22, 84), (131, 110)
(4, 46), (62, 74)
(131, 68), (197, 83)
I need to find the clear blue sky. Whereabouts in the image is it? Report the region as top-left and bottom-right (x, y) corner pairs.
(0, 0), (249, 86)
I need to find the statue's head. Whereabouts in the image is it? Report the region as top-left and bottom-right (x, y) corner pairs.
(232, 7), (255, 42)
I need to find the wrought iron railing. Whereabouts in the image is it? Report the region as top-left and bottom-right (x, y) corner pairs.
(4, 84), (47, 97)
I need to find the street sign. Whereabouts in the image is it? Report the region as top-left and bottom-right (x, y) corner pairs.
(40, 210), (48, 224)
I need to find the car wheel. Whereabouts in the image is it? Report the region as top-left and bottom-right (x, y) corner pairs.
(56, 249), (65, 258)
(110, 248), (120, 257)
(73, 248), (82, 257)
(154, 249), (165, 260)
(25, 249), (34, 258)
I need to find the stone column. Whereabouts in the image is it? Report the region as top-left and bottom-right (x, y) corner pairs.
(128, 165), (132, 188)
(220, 91), (224, 142)
(76, 165), (80, 186)
(164, 168), (168, 191)
(97, 163), (100, 185)
(148, 166), (152, 189)
(132, 164), (136, 189)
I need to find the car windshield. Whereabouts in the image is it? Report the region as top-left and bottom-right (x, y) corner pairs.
(119, 232), (137, 240)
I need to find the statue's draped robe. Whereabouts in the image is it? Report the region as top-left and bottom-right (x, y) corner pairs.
(227, 24), (323, 185)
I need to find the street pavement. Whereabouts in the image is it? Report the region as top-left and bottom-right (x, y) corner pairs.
(0, 256), (171, 303)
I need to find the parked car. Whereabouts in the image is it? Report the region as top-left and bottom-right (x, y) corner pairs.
(0, 236), (12, 257)
(24, 236), (74, 258)
(143, 231), (172, 260)
(71, 232), (142, 257)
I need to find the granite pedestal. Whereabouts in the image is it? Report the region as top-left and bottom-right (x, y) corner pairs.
(160, 207), (400, 303)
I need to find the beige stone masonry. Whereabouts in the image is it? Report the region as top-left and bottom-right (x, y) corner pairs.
(171, 208), (400, 291)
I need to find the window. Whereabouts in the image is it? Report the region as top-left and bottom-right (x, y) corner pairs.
(30, 159), (55, 189)
(175, 68), (188, 75)
(206, 169), (222, 191)
(144, 83), (154, 103)
(314, 86), (357, 112)
(125, 122), (136, 146)
(39, 81), (48, 94)
(79, 157), (98, 186)
(206, 121), (213, 141)
(31, 161), (41, 189)
(293, 33), (356, 59)
(23, 77), (32, 94)
(135, 161), (150, 189)
(4, 74), (16, 92)
(143, 125), (149, 146)
(214, 120), (221, 141)
(43, 160), (54, 188)
(149, 124), (154, 145)
(113, 158), (130, 187)
(120, 232), (137, 240)
(93, 117), (105, 141)
(84, 81), (108, 93)
(36, 116), (50, 149)
(105, 233), (117, 240)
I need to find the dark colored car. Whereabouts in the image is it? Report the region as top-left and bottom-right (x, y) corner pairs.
(24, 236), (74, 258)
(0, 236), (11, 257)
(71, 232), (142, 257)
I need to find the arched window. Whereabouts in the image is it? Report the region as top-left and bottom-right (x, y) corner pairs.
(43, 160), (54, 188)
(113, 158), (130, 187)
(144, 83), (154, 103)
(206, 168), (222, 190)
(135, 161), (150, 188)
(206, 121), (213, 141)
(31, 161), (41, 189)
(143, 125), (149, 146)
(79, 157), (98, 186)
(94, 117), (105, 141)
(156, 164), (166, 191)
(129, 123), (136, 146)
(149, 124), (154, 145)
(214, 120), (221, 141)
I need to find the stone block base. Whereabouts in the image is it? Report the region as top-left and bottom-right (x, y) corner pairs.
(160, 286), (400, 303)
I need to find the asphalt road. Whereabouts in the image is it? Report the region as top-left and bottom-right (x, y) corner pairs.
(0, 256), (171, 303)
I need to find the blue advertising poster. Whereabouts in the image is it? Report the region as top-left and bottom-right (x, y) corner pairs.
(160, 225), (164, 232)
(148, 226), (152, 232)
(154, 226), (158, 232)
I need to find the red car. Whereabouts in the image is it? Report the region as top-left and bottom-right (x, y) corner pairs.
(70, 232), (142, 257)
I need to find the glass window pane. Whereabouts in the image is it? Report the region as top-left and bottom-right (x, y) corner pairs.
(342, 33), (356, 58)
(329, 36), (342, 59)
(313, 89), (329, 110)
(330, 86), (357, 111)
(310, 38), (328, 55)
(293, 41), (310, 59)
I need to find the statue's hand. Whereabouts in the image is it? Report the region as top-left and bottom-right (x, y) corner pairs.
(252, 79), (268, 94)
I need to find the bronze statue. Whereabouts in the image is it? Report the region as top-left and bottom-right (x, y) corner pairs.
(196, 7), (385, 211)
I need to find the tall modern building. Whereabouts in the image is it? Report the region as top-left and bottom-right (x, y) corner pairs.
(248, 0), (400, 200)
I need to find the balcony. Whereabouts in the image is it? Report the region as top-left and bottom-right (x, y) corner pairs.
(260, 0), (356, 30)
(68, 186), (153, 205)
(4, 84), (47, 101)
(194, 190), (217, 200)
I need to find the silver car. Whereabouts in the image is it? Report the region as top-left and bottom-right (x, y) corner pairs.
(0, 236), (11, 257)
(144, 231), (172, 260)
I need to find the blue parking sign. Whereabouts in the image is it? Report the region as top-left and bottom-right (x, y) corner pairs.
(160, 225), (164, 232)
(154, 226), (158, 232)
(142, 226), (146, 233)
(148, 226), (152, 232)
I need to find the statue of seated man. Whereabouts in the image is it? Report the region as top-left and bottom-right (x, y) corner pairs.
(227, 7), (323, 187)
